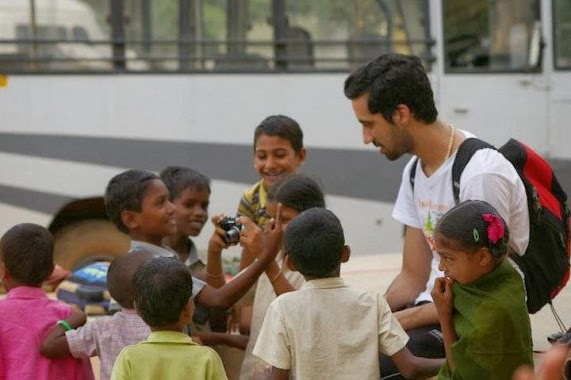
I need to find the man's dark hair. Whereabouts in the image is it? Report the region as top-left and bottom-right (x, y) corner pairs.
(107, 249), (154, 309)
(104, 169), (159, 234)
(284, 208), (345, 279)
(267, 174), (325, 212)
(254, 115), (304, 153)
(344, 53), (438, 123)
(132, 257), (193, 327)
(160, 166), (211, 200)
(0, 223), (54, 286)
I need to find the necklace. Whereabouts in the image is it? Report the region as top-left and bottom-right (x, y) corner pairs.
(445, 124), (455, 161)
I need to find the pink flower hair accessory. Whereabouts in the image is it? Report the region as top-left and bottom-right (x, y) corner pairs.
(482, 213), (505, 245)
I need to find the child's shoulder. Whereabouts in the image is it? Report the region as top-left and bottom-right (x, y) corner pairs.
(241, 180), (264, 199)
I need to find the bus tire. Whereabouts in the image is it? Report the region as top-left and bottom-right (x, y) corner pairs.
(52, 219), (130, 271)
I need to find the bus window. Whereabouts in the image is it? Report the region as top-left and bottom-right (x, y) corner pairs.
(554, 0), (571, 70)
(443, 0), (540, 72)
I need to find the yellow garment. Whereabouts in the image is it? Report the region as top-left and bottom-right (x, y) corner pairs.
(237, 180), (270, 226)
(111, 331), (227, 380)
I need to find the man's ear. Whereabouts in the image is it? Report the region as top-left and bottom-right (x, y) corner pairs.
(392, 104), (412, 126)
(121, 210), (140, 231)
(284, 254), (298, 272)
(340, 245), (351, 263)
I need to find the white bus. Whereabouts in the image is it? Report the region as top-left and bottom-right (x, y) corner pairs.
(0, 0), (570, 268)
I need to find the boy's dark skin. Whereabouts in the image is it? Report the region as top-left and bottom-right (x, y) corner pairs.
(120, 177), (283, 309)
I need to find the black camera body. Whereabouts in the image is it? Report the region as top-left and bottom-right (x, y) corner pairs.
(218, 216), (244, 244)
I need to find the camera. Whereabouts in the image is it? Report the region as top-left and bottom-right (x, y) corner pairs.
(218, 216), (244, 244)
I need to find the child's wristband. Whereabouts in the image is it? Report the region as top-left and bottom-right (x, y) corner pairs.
(57, 320), (73, 331)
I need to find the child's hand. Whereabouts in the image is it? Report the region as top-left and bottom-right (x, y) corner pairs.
(431, 276), (454, 317)
(259, 203), (284, 263)
(208, 214), (231, 254)
(237, 216), (263, 257)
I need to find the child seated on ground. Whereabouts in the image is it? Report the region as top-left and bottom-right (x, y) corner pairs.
(111, 257), (227, 380)
(431, 200), (533, 379)
(206, 173), (325, 378)
(0, 223), (93, 380)
(103, 169), (280, 311)
(41, 249), (154, 380)
(253, 208), (443, 379)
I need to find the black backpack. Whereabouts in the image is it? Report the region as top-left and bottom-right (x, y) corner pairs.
(410, 138), (571, 314)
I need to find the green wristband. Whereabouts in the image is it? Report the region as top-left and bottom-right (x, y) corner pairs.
(57, 320), (73, 331)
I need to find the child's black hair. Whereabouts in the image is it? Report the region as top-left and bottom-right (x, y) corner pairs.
(160, 166), (211, 201)
(0, 223), (54, 286)
(132, 257), (193, 327)
(284, 208), (345, 279)
(253, 115), (304, 153)
(104, 169), (159, 234)
(435, 200), (510, 258)
(107, 249), (154, 309)
(267, 174), (325, 212)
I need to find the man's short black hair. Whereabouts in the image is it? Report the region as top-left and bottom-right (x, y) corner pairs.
(344, 53), (438, 124)
(284, 208), (345, 279)
(104, 169), (159, 234)
(0, 223), (54, 286)
(107, 249), (154, 309)
(254, 115), (304, 153)
(132, 257), (193, 328)
(160, 166), (211, 200)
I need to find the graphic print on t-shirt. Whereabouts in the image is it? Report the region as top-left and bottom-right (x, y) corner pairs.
(417, 199), (448, 251)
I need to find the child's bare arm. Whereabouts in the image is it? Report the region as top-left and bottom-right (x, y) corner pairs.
(239, 215), (295, 296)
(192, 331), (249, 350)
(431, 277), (457, 370)
(205, 214), (231, 288)
(40, 308), (86, 359)
(195, 205), (284, 308)
(264, 261), (296, 295)
(268, 367), (289, 380)
(391, 347), (444, 379)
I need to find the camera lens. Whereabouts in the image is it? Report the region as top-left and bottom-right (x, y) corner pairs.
(224, 227), (241, 244)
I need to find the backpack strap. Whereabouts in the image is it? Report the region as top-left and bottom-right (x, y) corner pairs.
(409, 158), (419, 193)
(452, 138), (496, 203)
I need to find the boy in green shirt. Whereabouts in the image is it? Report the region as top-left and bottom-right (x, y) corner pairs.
(111, 257), (227, 380)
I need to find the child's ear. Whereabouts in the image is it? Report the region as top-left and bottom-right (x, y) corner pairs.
(182, 298), (195, 320)
(121, 210), (140, 231)
(340, 245), (351, 263)
(296, 148), (307, 165)
(284, 254), (298, 272)
(477, 247), (493, 267)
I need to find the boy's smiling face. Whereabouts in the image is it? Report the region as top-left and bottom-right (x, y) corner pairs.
(172, 186), (210, 237)
(130, 179), (177, 244)
(254, 134), (306, 189)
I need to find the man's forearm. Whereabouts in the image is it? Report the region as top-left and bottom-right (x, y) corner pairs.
(385, 273), (424, 312)
(394, 302), (439, 330)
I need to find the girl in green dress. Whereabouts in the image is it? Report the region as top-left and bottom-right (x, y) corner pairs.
(431, 200), (533, 379)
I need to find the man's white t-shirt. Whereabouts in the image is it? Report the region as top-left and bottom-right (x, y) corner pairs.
(392, 132), (529, 303)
